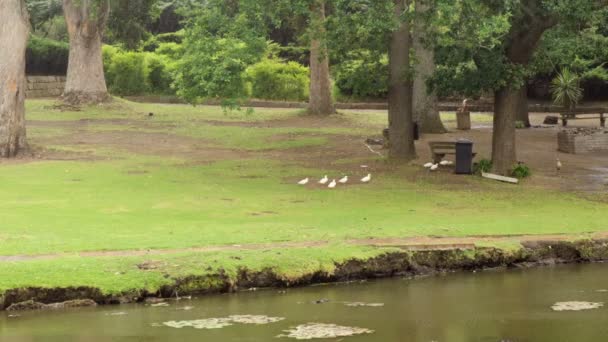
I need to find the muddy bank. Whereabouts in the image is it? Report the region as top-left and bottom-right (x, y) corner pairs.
(2, 239), (608, 311)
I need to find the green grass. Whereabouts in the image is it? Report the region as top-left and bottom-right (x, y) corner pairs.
(0, 99), (605, 297)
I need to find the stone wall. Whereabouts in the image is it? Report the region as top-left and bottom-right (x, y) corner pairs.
(26, 76), (65, 98)
(558, 128), (608, 154)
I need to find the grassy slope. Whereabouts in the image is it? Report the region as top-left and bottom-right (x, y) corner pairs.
(0, 99), (604, 295)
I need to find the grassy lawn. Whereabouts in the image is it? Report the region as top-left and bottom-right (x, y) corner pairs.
(0, 99), (605, 295)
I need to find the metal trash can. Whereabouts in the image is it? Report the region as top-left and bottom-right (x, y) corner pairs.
(455, 139), (474, 174)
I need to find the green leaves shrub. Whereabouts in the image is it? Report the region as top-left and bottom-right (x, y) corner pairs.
(246, 59), (309, 101)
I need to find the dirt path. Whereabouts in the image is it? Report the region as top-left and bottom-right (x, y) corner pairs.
(2, 232), (607, 263)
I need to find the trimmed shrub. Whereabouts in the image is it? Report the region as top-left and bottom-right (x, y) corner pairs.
(26, 35), (69, 75)
(107, 52), (148, 96)
(146, 53), (174, 94)
(334, 57), (388, 100)
(246, 59), (309, 101)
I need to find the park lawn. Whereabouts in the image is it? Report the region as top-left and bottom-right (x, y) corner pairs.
(0, 99), (605, 295)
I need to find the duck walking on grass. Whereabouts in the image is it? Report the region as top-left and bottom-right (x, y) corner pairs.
(298, 178), (309, 185)
(328, 180), (337, 188)
(338, 176), (348, 184)
(319, 175), (329, 184)
(361, 174), (371, 183)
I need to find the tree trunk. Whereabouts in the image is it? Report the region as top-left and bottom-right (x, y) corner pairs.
(492, 88), (518, 176)
(388, 0), (416, 161)
(413, 0), (446, 134)
(308, 0), (334, 115)
(491, 0), (557, 174)
(515, 84), (530, 127)
(63, 0), (110, 105)
(0, 0), (29, 158)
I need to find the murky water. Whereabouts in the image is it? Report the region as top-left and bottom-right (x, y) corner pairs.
(2, 263), (608, 341)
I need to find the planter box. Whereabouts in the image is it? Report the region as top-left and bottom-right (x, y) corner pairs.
(558, 128), (608, 154)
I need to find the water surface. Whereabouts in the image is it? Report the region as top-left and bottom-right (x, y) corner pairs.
(2, 263), (608, 341)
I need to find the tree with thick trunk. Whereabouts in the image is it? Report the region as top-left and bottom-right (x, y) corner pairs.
(413, 0), (446, 134)
(491, 0), (557, 175)
(388, 0), (416, 161)
(0, 0), (29, 157)
(62, 0), (110, 105)
(308, 0), (335, 115)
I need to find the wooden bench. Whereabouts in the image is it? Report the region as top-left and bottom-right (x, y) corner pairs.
(429, 141), (477, 164)
(560, 109), (606, 127)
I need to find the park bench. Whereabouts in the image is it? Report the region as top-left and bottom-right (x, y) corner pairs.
(560, 108), (606, 127)
(429, 141), (477, 164)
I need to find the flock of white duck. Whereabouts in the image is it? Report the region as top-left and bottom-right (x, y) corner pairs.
(297, 174), (371, 188)
(423, 160), (453, 171)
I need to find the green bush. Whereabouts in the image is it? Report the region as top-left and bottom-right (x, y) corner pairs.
(107, 52), (149, 96)
(246, 59), (309, 101)
(511, 163), (531, 179)
(334, 57), (388, 100)
(146, 53), (174, 94)
(474, 159), (493, 175)
(26, 35), (69, 75)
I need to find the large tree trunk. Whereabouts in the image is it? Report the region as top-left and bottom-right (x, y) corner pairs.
(492, 88), (518, 175)
(0, 0), (29, 158)
(308, 0), (334, 115)
(388, 0), (416, 161)
(516, 84), (530, 127)
(63, 0), (110, 105)
(491, 0), (557, 174)
(413, 0), (446, 134)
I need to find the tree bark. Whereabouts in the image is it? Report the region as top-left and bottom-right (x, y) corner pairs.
(413, 0), (446, 134)
(491, 0), (557, 174)
(515, 84), (530, 127)
(388, 0), (416, 161)
(0, 0), (29, 158)
(308, 0), (334, 115)
(63, 0), (110, 105)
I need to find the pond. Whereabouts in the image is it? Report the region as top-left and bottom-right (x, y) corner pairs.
(2, 263), (608, 341)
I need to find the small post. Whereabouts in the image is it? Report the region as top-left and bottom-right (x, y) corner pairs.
(456, 99), (471, 130)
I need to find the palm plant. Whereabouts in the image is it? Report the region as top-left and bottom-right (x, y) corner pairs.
(550, 68), (583, 110)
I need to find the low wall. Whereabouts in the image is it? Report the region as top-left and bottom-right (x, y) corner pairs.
(26, 76), (65, 98)
(558, 128), (608, 154)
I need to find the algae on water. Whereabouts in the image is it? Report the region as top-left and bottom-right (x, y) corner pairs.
(279, 323), (374, 339)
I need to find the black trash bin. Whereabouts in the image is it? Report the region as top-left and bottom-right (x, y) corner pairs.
(455, 139), (474, 174)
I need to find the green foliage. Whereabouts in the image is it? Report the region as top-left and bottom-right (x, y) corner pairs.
(515, 121), (526, 129)
(26, 35), (69, 75)
(246, 59), (309, 101)
(550, 68), (583, 109)
(474, 159), (493, 175)
(146, 53), (175, 94)
(174, 2), (268, 103)
(334, 56), (388, 100)
(107, 52), (149, 96)
(511, 163), (531, 179)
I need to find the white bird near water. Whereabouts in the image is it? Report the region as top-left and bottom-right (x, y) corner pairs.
(339, 176), (349, 184)
(440, 160), (453, 166)
(319, 175), (329, 184)
(430, 164), (439, 171)
(361, 174), (372, 183)
(298, 178), (309, 185)
(424, 162), (434, 168)
(328, 179), (337, 188)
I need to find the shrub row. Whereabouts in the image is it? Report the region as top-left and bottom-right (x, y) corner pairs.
(26, 35), (69, 75)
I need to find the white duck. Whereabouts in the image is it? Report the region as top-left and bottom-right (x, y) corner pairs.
(424, 162), (434, 168)
(440, 160), (453, 166)
(319, 175), (329, 184)
(298, 178), (309, 185)
(338, 176), (348, 184)
(361, 174), (372, 183)
(430, 164), (439, 171)
(328, 179), (337, 188)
